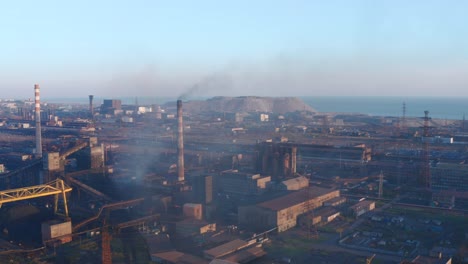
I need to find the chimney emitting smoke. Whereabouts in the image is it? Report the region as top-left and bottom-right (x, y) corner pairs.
(177, 100), (185, 182)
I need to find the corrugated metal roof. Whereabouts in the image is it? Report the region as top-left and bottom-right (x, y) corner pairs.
(152, 250), (208, 264)
(350, 200), (375, 210)
(204, 239), (249, 259)
(222, 246), (266, 263)
(281, 176), (309, 189)
(314, 207), (339, 218)
(258, 186), (337, 211)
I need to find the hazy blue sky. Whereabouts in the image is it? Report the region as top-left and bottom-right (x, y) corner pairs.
(1, 0), (467, 99)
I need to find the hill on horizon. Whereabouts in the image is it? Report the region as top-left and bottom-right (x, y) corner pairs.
(173, 96), (316, 114)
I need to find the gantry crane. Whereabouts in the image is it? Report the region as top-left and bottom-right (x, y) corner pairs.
(0, 179), (72, 216)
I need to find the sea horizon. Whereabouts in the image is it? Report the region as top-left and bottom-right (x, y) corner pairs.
(302, 96), (468, 120)
(9, 95), (468, 121)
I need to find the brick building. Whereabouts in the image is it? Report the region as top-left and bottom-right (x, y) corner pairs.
(238, 186), (339, 232)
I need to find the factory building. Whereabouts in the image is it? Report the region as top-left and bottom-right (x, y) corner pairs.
(316, 207), (340, 223)
(256, 142), (297, 181)
(430, 163), (468, 208)
(323, 196), (347, 207)
(349, 200), (375, 218)
(89, 144), (105, 169)
(203, 239), (254, 260)
(41, 220), (72, 245)
(431, 163), (468, 192)
(221, 246), (266, 264)
(279, 176), (309, 190)
(70, 144), (105, 169)
(298, 207), (340, 227)
(183, 203), (203, 220)
(100, 99), (122, 115)
(257, 142), (371, 180)
(217, 170), (271, 197)
(43, 152), (62, 171)
(175, 219), (216, 237)
(192, 175), (213, 204)
(42, 152), (64, 182)
(238, 186), (340, 232)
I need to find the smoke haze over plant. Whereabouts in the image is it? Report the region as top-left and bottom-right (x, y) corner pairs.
(1, 1), (468, 98)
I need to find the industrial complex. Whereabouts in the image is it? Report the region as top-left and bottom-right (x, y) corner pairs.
(0, 85), (466, 264)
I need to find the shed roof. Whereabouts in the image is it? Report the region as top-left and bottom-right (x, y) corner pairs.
(204, 239), (249, 259)
(222, 246), (266, 263)
(152, 250), (208, 264)
(281, 176), (309, 189)
(350, 200), (375, 210)
(258, 186), (337, 211)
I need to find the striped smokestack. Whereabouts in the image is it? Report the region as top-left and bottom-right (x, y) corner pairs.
(177, 100), (184, 182)
(34, 84), (42, 158)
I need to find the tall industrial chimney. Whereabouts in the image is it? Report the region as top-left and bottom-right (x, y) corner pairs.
(89, 95), (94, 117)
(177, 100), (185, 182)
(291, 146), (297, 175)
(34, 84), (42, 158)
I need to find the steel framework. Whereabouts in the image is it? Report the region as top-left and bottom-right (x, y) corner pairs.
(0, 179), (72, 216)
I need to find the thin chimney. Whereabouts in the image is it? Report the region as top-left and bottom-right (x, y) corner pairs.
(34, 84), (42, 158)
(177, 100), (185, 182)
(89, 95), (94, 117)
(291, 146), (297, 175)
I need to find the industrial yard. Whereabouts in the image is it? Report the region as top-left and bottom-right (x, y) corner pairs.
(0, 93), (467, 264)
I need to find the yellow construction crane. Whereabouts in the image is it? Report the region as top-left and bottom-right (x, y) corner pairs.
(0, 179), (72, 216)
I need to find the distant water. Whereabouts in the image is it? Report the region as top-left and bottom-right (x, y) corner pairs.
(43, 96), (468, 120)
(302, 96), (468, 120)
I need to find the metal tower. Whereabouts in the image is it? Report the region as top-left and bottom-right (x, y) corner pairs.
(378, 171), (383, 199)
(421, 110), (431, 188)
(401, 102), (406, 133)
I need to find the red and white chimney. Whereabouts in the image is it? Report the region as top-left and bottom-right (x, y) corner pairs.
(34, 84), (42, 158)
